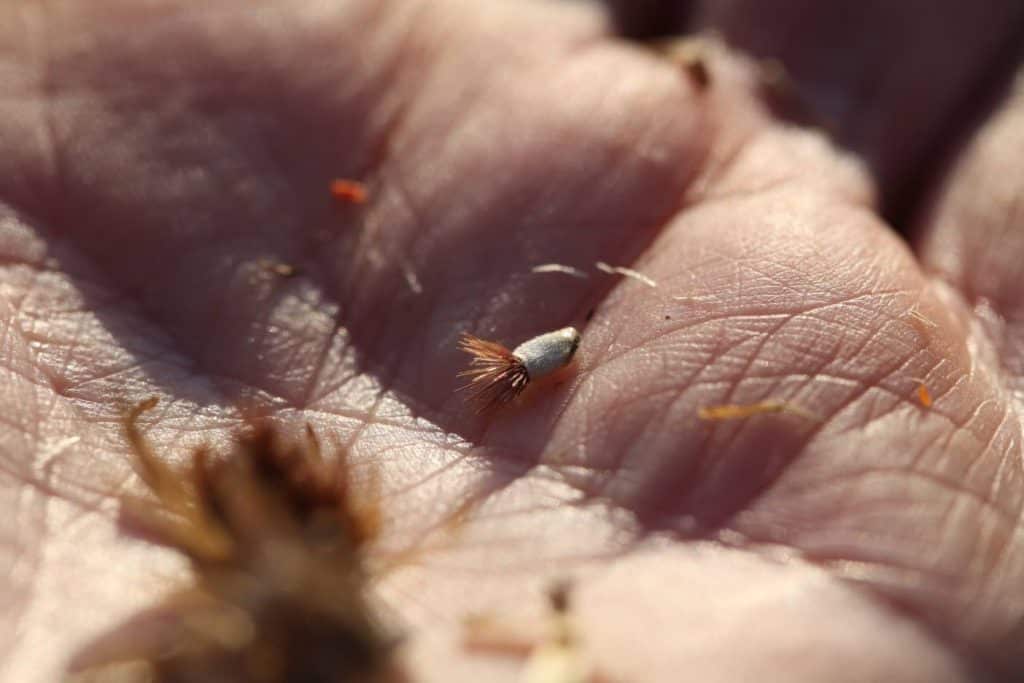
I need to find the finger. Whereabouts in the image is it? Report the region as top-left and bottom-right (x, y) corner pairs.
(914, 70), (1024, 397)
(598, 0), (1024, 214)
(535, 136), (1024, 676)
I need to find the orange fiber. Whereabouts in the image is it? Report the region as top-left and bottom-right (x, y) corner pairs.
(697, 400), (816, 421)
(917, 383), (933, 408)
(330, 178), (368, 204)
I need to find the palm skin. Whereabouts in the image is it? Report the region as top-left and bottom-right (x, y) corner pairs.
(1, 1), (1024, 681)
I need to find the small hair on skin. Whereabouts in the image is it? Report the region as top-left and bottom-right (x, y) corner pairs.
(458, 327), (581, 413)
(67, 398), (404, 683)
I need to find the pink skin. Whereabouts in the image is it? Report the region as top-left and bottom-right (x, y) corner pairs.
(0, 0), (1022, 680)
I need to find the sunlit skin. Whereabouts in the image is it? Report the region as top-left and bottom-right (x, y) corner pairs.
(1, 1), (1024, 681)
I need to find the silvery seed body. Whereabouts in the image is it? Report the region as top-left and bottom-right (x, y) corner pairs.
(513, 327), (581, 380)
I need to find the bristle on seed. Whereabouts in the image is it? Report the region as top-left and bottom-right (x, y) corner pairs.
(457, 333), (530, 413)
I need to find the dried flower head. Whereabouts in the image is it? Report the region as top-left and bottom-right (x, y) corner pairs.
(68, 398), (402, 683)
(458, 327), (580, 413)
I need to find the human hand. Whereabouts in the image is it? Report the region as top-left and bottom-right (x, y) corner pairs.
(1, 1), (1023, 680)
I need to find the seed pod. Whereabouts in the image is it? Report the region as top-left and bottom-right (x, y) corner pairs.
(458, 327), (581, 413)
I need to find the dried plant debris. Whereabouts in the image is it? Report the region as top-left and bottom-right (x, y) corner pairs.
(531, 264), (590, 280)
(461, 614), (537, 657)
(907, 306), (938, 335)
(257, 258), (298, 278)
(520, 581), (592, 683)
(653, 38), (712, 90)
(458, 328), (581, 413)
(68, 398), (403, 683)
(594, 262), (658, 288)
(461, 580), (596, 683)
(915, 381), (933, 408)
(400, 259), (423, 295)
(681, 53), (711, 90)
(697, 399), (819, 422)
(330, 178), (369, 205)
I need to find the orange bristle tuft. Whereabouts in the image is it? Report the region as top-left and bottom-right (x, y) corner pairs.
(457, 333), (529, 413)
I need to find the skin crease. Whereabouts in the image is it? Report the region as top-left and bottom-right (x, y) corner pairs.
(0, 0), (1023, 680)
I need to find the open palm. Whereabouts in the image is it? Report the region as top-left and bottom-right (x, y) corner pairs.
(2, 1), (1024, 681)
